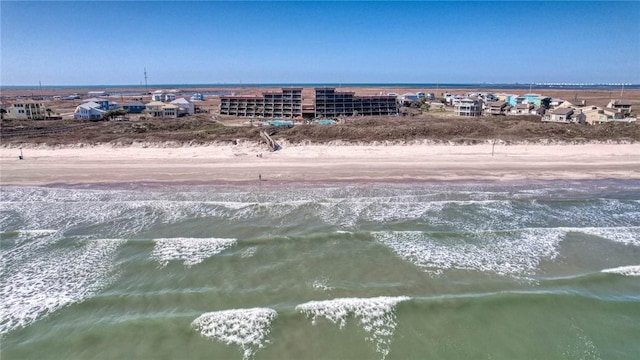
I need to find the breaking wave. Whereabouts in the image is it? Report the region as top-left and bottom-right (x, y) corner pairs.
(152, 237), (237, 267)
(0, 238), (125, 334)
(296, 296), (409, 359)
(601, 265), (640, 276)
(372, 229), (564, 276)
(191, 308), (277, 360)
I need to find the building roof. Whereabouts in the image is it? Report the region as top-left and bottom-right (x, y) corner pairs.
(489, 101), (508, 108)
(553, 107), (574, 115)
(122, 101), (145, 106)
(146, 101), (165, 106)
(171, 98), (191, 105)
(78, 101), (102, 110)
(608, 99), (631, 106)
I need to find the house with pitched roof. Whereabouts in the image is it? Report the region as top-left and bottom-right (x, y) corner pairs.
(170, 98), (195, 116)
(579, 106), (627, 125)
(145, 101), (179, 118)
(542, 107), (584, 124)
(74, 101), (106, 120)
(84, 98), (119, 110)
(510, 103), (534, 115)
(73, 98), (119, 120)
(485, 101), (509, 116)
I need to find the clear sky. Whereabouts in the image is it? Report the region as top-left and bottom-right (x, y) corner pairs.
(1, 1), (639, 85)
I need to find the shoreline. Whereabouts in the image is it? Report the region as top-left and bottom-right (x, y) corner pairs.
(1, 143), (638, 187)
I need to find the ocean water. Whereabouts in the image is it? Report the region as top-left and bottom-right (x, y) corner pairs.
(1, 180), (639, 359)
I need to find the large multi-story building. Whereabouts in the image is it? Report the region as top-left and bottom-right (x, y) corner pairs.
(6, 101), (46, 120)
(219, 87), (398, 118)
(314, 88), (397, 117)
(220, 88), (302, 118)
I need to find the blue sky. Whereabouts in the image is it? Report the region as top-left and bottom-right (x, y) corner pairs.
(1, 1), (639, 85)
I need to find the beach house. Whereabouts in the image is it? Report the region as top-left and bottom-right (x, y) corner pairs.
(145, 101), (179, 118)
(542, 107), (585, 124)
(84, 98), (119, 111)
(73, 98), (119, 120)
(121, 101), (146, 114)
(485, 101), (509, 116)
(74, 101), (106, 120)
(606, 100), (632, 115)
(170, 98), (195, 116)
(6, 100), (46, 120)
(151, 90), (177, 102)
(579, 106), (627, 125)
(454, 98), (483, 117)
(509, 103), (534, 115)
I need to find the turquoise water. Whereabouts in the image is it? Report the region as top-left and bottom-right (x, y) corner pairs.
(1, 181), (639, 359)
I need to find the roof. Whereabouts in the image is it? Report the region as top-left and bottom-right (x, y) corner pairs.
(608, 99), (631, 106)
(79, 101), (102, 110)
(170, 98), (191, 105)
(553, 107), (574, 115)
(122, 101), (145, 106)
(489, 101), (508, 107)
(146, 101), (165, 106)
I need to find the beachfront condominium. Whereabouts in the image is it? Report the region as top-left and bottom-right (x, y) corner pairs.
(219, 88), (302, 118)
(314, 88), (398, 118)
(219, 87), (398, 118)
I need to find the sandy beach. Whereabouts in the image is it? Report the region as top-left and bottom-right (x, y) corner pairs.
(1, 142), (638, 186)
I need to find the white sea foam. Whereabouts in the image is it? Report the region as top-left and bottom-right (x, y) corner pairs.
(12, 229), (58, 245)
(0, 238), (125, 334)
(565, 226), (640, 247)
(564, 325), (602, 360)
(296, 296), (409, 359)
(152, 237), (236, 267)
(1, 230), (62, 276)
(191, 308), (277, 360)
(601, 265), (640, 276)
(373, 229), (565, 276)
(240, 246), (257, 258)
(311, 277), (334, 291)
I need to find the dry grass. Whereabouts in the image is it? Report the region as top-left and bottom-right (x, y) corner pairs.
(2, 114), (639, 146)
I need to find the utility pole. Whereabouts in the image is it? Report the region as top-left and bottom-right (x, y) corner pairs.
(144, 68), (148, 94)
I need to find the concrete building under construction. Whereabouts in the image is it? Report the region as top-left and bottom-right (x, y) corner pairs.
(219, 88), (302, 118)
(314, 87), (398, 118)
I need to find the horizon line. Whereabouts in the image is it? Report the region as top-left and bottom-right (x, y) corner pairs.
(2, 82), (637, 89)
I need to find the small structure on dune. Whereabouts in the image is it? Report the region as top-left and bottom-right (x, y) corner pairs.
(260, 130), (280, 152)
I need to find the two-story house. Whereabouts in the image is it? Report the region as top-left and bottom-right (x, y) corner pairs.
(454, 98), (483, 117)
(542, 107), (584, 124)
(485, 101), (509, 116)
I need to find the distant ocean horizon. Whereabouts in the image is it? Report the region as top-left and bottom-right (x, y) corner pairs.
(2, 82), (638, 91)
